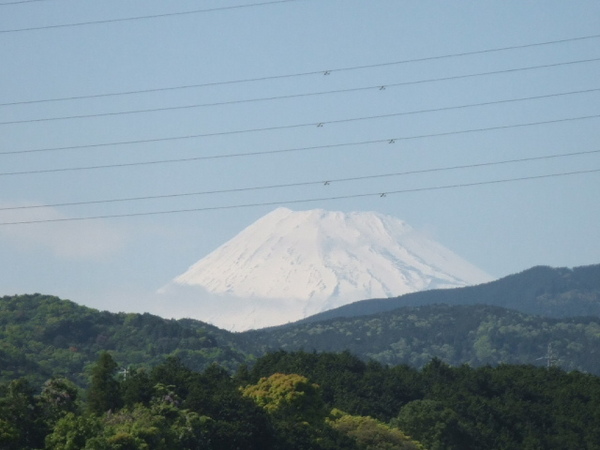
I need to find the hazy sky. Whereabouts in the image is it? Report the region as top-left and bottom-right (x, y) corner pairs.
(1, 0), (599, 316)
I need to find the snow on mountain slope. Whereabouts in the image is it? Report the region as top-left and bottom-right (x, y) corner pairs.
(160, 208), (493, 330)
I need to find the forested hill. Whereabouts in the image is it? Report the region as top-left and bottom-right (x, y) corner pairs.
(3, 350), (600, 449)
(0, 294), (246, 387)
(242, 303), (600, 374)
(2, 290), (600, 388)
(295, 263), (600, 324)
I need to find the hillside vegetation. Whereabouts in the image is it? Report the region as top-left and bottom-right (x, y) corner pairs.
(1, 291), (600, 388)
(299, 264), (600, 323)
(0, 294), (245, 386)
(2, 350), (600, 449)
(2, 264), (600, 388)
(244, 303), (600, 373)
(2, 264), (600, 448)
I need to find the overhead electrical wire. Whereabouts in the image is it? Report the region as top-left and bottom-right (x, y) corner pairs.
(0, 0), (55, 5)
(1, 21), (597, 224)
(2, 113), (599, 157)
(2, 122), (600, 175)
(1, 168), (598, 226)
(0, 139), (388, 168)
(1, 37), (599, 106)
(1, 72), (599, 126)
(0, 0), (302, 33)
(1, 149), (598, 211)
(0, 0), (53, 5)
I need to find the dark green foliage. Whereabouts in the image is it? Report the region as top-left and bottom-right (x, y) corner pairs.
(87, 352), (122, 414)
(245, 304), (600, 374)
(39, 377), (80, 427)
(3, 280), (600, 391)
(185, 364), (274, 449)
(150, 356), (195, 400)
(0, 351), (600, 449)
(0, 378), (47, 449)
(251, 351), (600, 449)
(1, 262), (600, 447)
(249, 351), (422, 421)
(242, 372), (362, 450)
(296, 264), (600, 323)
(393, 399), (470, 450)
(45, 412), (103, 450)
(0, 294), (247, 387)
(120, 368), (153, 407)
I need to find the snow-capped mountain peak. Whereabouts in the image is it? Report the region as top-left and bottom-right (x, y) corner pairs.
(158, 208), (492, 330)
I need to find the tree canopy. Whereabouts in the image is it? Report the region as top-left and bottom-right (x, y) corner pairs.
(2, 350), (599, 449)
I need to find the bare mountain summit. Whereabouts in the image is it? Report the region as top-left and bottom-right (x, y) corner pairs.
(160, 208), (493, 330)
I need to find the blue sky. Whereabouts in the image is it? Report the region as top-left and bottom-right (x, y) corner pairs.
(1, 0), (599, 315)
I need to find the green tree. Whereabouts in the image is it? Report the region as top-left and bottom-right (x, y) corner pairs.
(121, 368), (153, 407)
(185, 364), (273, 449)
(328, 409), (424, 450)
(87, 352), (122, 414)
(242, 373), (327, 425)
(392, 399), (471, 450)
(150, 356), (193, 400)
(243, 372), (353, 449)
(44, 412), (103, 450)
(0, 378), (46, 449)
(0, 418), (18, 448)
(39, 377), (80, 426)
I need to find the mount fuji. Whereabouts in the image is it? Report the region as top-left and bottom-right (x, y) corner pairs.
(158, 208), (493, 331)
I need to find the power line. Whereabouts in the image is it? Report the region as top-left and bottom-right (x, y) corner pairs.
(1, 168), (598, 226)
(2, 114), (599, 157)
(0, 41), (600, 106)
(0, 139), (384, 169)
(2, 107), (599, 157)
(1, 149), (597, 211)
(0, 112), (598, 176)
(0, 0), (53, 5)
(2, 72), (599, 126)
(3, 85), (598, 127)
(0, 0), (303, 33)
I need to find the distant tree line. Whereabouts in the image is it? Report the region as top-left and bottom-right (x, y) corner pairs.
(3, 294), (600, 391)
(0, 294), (246, 386)
(245, 303), (600, 374)
(1, 350), (600, 449)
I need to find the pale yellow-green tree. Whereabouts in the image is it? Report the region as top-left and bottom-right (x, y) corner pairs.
(241, 373), (327, 425)
(328, 409), (425, 450)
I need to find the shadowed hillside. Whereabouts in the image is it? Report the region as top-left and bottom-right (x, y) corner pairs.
(293, 264), (600, 324)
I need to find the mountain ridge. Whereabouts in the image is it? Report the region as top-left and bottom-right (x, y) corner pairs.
(165, 207), (493, 330)
(242, 302), (600, 374)
(2, 263), (600, 387)
(288, 263), (600, 326)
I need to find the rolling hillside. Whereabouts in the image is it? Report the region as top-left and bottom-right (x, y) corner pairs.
(293, 264), (600, 324)
(1, 263), (600, 387)
(243, 303), (600, 373)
